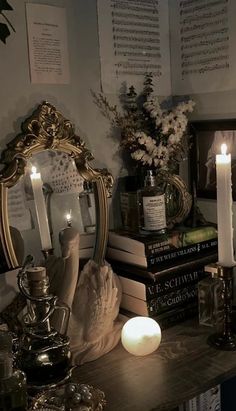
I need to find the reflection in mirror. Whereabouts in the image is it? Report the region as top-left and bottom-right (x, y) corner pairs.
(8, 150), (96, 265)
(0, 101), (112, 273)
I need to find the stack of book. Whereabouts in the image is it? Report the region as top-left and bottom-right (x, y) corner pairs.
(106, 225), (218, 329)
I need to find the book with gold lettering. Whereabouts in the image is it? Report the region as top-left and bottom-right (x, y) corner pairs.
(114, 252), (218, 299)
(120, 284), (198, 316)
(118, 266), (206, 301)
(108, 225), (218, 258)
(107, 239), (217, 269)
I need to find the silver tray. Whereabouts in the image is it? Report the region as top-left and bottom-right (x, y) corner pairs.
(29, 381), (106, 411)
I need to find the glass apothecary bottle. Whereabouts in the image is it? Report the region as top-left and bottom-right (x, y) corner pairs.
(198, 270), (224, 331)
(17, 266), (71, 391)
(137, 169), (166, 234)
(0, 331), (27, 411)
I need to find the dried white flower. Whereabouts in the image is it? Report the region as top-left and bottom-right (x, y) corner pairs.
(94, 75), (195, 170)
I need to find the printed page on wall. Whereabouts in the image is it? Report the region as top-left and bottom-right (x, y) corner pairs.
(26, 3), (70, 84)
(170, 0), (236, 95)
(97, 0), (171, 95)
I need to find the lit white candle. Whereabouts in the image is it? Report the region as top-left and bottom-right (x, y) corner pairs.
(121, 316), (161, 356)
(30, 166), (52, 251)
(216, 143), (235, 266)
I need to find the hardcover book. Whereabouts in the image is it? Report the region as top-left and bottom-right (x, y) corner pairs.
(111, 253), (218, 281)
(120, 302), (198, 331)
(108, 225), (217, 257)
(157, 304), (198, 331)
(120, 284), (198, 316)
(117, 266), (206, 301)
(179, 385), (221, 411)
(106, 238), (218, 269)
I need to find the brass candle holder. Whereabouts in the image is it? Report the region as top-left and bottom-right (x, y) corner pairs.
(206, 264), (236, 351)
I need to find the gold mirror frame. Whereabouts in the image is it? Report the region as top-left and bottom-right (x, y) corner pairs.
(0, 101), (113, 269)
(157, 171), (192, 228)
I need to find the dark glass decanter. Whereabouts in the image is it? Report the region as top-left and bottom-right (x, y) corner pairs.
(16, 262), (72, 392)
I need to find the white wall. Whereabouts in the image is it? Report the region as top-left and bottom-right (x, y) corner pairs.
(0, 0), (121, 168)
(168, 1), (236, 235)
(0, 0), (124, 302)
(1, 1), (236, 305)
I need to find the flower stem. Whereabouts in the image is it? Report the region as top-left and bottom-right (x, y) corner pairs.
(1, 12), (15, 32)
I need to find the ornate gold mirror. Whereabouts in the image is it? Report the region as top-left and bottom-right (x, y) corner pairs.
(0, 101), (113, 272)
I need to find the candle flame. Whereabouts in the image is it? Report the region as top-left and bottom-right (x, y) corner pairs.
(66, 212), (71, 221)
(66, 211), (72, 227)
(31, 166), (37, 174)
(221, 143), (227, 155)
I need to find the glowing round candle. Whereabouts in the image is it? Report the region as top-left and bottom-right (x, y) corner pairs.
(121, 316), (161, 356)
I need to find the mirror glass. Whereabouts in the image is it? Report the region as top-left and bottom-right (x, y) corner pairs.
(8, 150), (96, 264)
(0, 101), (111, 273)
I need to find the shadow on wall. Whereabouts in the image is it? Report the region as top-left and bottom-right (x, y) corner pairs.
(0, 94), (87, 153)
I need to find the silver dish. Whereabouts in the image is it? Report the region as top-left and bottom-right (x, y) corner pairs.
(29, 381), (106, 411)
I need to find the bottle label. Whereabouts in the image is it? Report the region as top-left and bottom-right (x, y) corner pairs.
(142, 194), (166, 230)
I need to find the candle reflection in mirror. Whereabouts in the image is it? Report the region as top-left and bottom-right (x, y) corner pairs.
(66, 210), (72, 227)
(30, 166), (52, 251)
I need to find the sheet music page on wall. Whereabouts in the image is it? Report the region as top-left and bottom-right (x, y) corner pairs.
(170, 0), (236, 95)
(97, 0), (171, 95)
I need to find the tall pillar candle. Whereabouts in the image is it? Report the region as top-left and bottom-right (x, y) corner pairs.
(30, 166), (52, 251)
(216, 143), (235, 266)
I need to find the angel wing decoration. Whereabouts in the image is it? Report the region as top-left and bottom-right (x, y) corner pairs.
(46, 227), (123, 365)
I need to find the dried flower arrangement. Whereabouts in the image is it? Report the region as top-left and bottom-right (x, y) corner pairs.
(92, 74), (195, 172)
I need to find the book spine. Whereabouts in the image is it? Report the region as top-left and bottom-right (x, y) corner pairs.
(148, 284), (198, 315)
(144, 226), (217, 257)
(145, 267), (205, 300)
(112, 253), (218, 283)
(180, 398), (197, 411)
(147, 239), (218, 268)
(145, 241), (172, 256)
(198, 385), (221, 411)
(154, 304), (198, 330)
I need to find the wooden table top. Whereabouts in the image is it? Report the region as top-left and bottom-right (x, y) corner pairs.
(73, 319), (236, 411)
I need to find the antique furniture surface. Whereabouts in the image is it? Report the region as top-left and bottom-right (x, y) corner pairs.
(0, 101), (112, 271)
(73, 318), (236, 411)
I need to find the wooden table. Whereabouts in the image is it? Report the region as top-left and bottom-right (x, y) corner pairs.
(73, 319), (236, 411)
